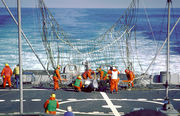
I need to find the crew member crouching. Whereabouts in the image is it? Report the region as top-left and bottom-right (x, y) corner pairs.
(73, 76), (82, 92)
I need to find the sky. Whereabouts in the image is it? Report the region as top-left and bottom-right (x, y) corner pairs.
(0, 0), (180, 8)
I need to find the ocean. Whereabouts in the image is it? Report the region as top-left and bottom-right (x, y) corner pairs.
(0, 8), (180, 74)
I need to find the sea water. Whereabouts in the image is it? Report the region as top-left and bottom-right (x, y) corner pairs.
(0, 8), (180, 74)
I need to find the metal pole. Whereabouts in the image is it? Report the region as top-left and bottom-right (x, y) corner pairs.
(1, 0), (50, 77)
(17, 0), (23, 113)
(166, 0), (171, 100)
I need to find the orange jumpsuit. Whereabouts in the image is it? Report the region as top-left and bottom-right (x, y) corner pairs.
(53, 68), (61, 90)
(109, 69), (120, 93)
(98, 69), (107, 80)
(123, 70), (135, 87)
(44, 97), (59, 115)
(82, 69), (94, 79)
(74, 77), (82, 92)
(1, 66), (13, 88)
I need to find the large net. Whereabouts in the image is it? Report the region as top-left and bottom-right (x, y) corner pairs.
(37, 0), (141, 73)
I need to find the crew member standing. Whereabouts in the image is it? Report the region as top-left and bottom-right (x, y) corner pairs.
(82, 69), (95, 80)
(53, 65), (62, 90)
(73, 76), (82, 92)
(1, 63), (13, 89)
(13, 64), (20, 88)
(109, 67), (120, 93)
(44, 93), (59, 115)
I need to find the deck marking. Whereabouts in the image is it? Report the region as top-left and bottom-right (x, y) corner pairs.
(137, 98), (147, 101)
(154, 89), (180, 91)
(0, 88), (47, 91)
(102, 105), (122, 108)
(0, 100), (5, 102)
(100, 92), (120, 116)
(153, 98), (164, 101)
(11, 99), (26, 102)
(173, 99), (180, 101)
(31, 99), (41, 101)
(57, 98), (165, 115)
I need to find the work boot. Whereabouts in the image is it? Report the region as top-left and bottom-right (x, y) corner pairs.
(9, 86), (12, 89)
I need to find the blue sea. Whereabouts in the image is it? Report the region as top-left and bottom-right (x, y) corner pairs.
(0, 8), (180, 74)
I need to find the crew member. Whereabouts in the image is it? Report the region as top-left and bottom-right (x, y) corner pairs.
(1, 63), (13, 88)
(82, 69), (95, 80)
(64, 106), (74, 116)
(97, 68), (108, 91)
(53, 65), (62, 90)
(73, 76), (82, 92)
(107, 67), (113, 80)
(97, 68), (108, 80)
(123, 69), (135, 87)
(109, 67), (120, 93)
(44, 93), (59, 115)
(13, 64), (20, 88)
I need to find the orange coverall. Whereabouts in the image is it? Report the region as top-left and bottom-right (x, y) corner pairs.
(98, 69), (108, 80)
(109, 69), (120, 93)
(44, 97), (59, 115)
(123, 70), (135, 87)
(82, 69), (94, 79)
(53, 68), (61, 90)
(74, 77), (82, 92)
(1, 66), (13, 88)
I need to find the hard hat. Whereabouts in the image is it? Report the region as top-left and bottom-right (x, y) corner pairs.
(125, 69), (129, 73)
(57, 65), (60, 69)
(113, 67), (116, 70)
(77, 76), (82, 79)
(5, 63), (9, 66)
(51, 93), (56, 98)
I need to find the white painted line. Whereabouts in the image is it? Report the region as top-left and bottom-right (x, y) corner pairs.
(57, 98), (164, 115)
(12, 112), (19, 114)
(153, 98), (164, 101)
(102, 105), (122, 108)
(0, 100), (5, 102)
(67, 99), (77, 101)
(0, 89), (47, 91)
(154, 89), (180, 91)
(100, 92), (120, 116)
(137, 98), (147, 101)
(120, 99), (127, 100)
(11, 99), (26, 102)
(173, 99), (180, 101)
(31, 99), (41, 102)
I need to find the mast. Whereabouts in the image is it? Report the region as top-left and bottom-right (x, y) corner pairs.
(17, 0), (23, 113)
(165, 0), (171, 101)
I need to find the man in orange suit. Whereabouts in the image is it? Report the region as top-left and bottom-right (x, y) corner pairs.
(123, 69), (135, 87)
(53, 65), (62, 90)
(109, 67), (120, 93)
(44, 93), (59, 115)
(82, 69), (95, 80)
(1, 63), (13, 89)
